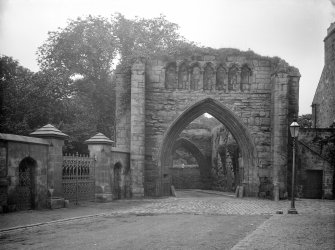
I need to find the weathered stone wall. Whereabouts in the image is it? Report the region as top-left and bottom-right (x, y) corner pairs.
(145, 57), (270, 197)
(87, 144), (131, 200)
(116, 51), (299, 198)
(110, 149), (131, 199)
(170, 166), (201, 189)
(44, 138), (64, 197)
(115, 70), (131, 151)
(88, 144), (114, 201)
(312, 22), (335, 128)
(0, 127), (69, 211)
(0, 141), (7, 211)
(296, 128), (334, 199)
(130, 60), (146, 197)
(4, 140), (49, 209)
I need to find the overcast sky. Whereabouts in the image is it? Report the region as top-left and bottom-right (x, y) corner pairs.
(0, 0), (334, 114)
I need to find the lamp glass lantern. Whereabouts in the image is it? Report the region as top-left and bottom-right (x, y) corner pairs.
(290, 121), (300, 138)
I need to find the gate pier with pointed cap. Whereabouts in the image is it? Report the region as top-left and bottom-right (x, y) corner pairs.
(30, 124), (68, 198)
(85, 133), (114, 202)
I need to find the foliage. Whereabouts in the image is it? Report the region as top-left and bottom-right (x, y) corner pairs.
(321, 136), (335, 166)
(111, 13), (197, 69)
(298, 114), (312, 128)
(0, 55), (74, 134)
(38, 15), (117, 77)
(37, 15), (118, 144)
(1, 56), (33, 134)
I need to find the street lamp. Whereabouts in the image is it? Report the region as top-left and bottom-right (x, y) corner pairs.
(288, 120), (300, 214)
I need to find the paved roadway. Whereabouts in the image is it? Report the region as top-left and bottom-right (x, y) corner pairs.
(0, 190), (334, 249)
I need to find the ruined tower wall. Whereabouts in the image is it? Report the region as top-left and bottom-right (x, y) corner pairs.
(115, 70), (131, 151)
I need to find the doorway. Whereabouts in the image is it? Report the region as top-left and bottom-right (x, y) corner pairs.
(113, 162), (122, 199)
(304, 170), (323, 199)
(16, 157), (36, 210)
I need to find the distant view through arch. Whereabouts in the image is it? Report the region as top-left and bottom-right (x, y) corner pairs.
(159, 98), (258, 196)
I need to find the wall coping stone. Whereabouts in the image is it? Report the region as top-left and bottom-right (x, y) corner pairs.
(0, 133), (50, 145)
(30, 124), (68, 139)
(85, 133), (114, 145)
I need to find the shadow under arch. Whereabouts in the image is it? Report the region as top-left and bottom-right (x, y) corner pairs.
(172, 137), (211, 188)
(113, 162), (122, 200)
(159, 98), (258, 196)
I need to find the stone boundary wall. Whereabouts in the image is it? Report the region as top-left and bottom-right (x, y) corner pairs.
(0, 134), (51, 211)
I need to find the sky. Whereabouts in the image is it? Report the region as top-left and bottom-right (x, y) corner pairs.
(0, 0), (334, 115)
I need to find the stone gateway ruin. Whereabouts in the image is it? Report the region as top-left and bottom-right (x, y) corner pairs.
(113, 50), (300, 200)
(0, 50), (301, 211)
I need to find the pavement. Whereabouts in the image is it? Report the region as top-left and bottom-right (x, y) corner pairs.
(0, 189), (334, 249)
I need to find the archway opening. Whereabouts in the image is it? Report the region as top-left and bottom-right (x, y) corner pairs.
(17, 157), (37, 210)
(113, 162), (122, 200)
(159, 98), (258, 196)
(171, 137), (209, 189)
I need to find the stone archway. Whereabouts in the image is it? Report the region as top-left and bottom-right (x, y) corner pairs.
(115, 54), (300, 198)
(172, 137), (211, 189)
(16, 157), (37, 210)
(159, 98), (258, 196)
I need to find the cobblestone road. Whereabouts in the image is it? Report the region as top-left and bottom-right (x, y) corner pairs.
(1, 190), (334, 249)
(1, 190), (334, 231)
(111, 190), (335, 216)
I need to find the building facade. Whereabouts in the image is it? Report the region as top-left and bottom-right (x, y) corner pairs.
(312, 22), (335, 128)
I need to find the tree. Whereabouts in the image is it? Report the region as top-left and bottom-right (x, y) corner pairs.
(298, 114), (312, 128)
(35, 14), (198, 152)
(111, 13), (197, 69)
(0, 55), (73, 134)
(37, 15), (117, 140)
(0, 56), (33, 134)
(38, 15), (117, 77)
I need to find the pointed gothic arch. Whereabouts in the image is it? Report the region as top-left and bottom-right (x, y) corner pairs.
(17, 156), (37, 210)
(158, 98), (258, 196)
(228, 64), (239, 91)
(172, 137), (211, 189)
(203, 62), (215, 90)
(216, 64), (227, 91)
(165, 62), (177, 89)
(241, 64), (252, 92)
(190, 62), (201, 90)
(178, 62), (188, 89)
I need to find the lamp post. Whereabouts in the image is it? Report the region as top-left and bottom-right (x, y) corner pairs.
(288, 121), (300, 214)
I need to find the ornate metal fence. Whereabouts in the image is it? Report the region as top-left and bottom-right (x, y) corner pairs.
(62, 153), (95, 203)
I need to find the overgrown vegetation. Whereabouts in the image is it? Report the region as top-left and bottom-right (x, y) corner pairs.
(298, 114), (312, 128)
